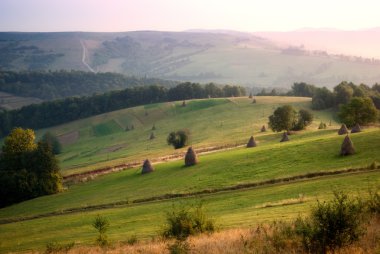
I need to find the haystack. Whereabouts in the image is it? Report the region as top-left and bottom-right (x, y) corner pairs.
(318, 122), (327, 129)
(182, 100), (186, 107)
(351, 123), (362, 133)
(185, 147), (198, 166)
(141, 159), (154, 174)
(149, 132), (155, 140)
(248, 93), (253, 99)
(338, 124), (348, 135)
(246, 136), (257, 148)
(340, 135), (355, 156)
(261, 125), (266, 132)
(152, 124), (156, 130)
(280, 132), (289, 142)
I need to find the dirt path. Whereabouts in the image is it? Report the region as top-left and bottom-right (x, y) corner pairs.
(63, 142), (246, 182)
(80, 40), (96, 73)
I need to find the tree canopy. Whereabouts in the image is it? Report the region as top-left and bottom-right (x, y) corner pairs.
(269, 106), (313, 132)
(0, 128), (62, 207)
(338, 97), (379, 127)
(268, 105), (298, 132)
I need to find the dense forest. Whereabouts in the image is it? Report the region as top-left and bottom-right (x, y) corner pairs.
(0, 70), (177, 100)
(0, 82), (245, 136)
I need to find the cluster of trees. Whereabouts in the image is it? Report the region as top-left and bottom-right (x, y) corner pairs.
(268, 105), (313, 132)
(0, 70), (176, 100)
(287, 82), (380, 111)
(0, 82), (245, 137)
(0, 128), (62, 207)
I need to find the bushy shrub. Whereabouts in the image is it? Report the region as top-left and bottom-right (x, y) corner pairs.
(162, 203), (215, 240)
(294, 192), (364, 253)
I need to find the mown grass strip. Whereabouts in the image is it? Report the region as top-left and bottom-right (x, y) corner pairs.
(1, 165), (377, 225)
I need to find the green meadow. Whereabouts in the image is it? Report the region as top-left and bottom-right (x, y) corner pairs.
(0, 96), (379, 253)
(43, 96), (337, 175)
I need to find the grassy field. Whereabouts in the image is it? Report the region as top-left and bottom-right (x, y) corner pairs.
(41, 96), (338, 175)
(1, 128), (379, 220)
(0, 170), (378, 253)
(0, 96), (379, 253)
(0, 126), (379, 252)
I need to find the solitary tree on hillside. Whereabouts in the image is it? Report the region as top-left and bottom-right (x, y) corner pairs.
(268, 105), (297, 132)
(167, 129), (190, 149)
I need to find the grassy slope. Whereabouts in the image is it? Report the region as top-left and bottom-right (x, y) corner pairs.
(1, 128), (379, 220)
(0, 97), (379, 253)
(44, 97), (336, 175)
(0, 171), (378, 253)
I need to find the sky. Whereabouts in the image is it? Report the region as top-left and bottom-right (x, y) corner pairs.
(0, 0), (379, 32)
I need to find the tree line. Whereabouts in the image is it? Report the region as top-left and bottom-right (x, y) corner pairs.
(288, 82), (380, 110)
(0, 82), (245, 137)
(0, 70), (177, 100)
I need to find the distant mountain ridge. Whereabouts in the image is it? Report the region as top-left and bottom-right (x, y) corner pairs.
(0, 29), (379, 88)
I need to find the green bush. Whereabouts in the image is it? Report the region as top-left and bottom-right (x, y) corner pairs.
(295, 192), (364, 254)
(162, 203), (215, 240)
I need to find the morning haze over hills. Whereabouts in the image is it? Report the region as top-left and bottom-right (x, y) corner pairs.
(0, 0), (380, 253)
(1, 28), (380, 88)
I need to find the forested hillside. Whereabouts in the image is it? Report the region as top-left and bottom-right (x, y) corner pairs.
(0, 82), (245, 136)
(0, 70), (176, 100)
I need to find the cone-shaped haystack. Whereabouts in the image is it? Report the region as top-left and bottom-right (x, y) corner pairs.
(351, 123), (362, 133)
(149, 132), (155, 140)
(340, 135), (355, 156)
(338, 124), (348, 135)
(185, 147), (198, 166)
(246, 136), (257, 148)
(182, 100), (186, 107)
(280, 132), (289, 142)
(261, 125), (266, 132)
(141, 159), (154, 174)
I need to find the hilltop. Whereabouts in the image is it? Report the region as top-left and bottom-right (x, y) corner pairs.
(1, 30), (380, 87)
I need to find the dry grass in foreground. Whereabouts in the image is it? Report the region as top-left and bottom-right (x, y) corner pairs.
(41, 215), (380, 254)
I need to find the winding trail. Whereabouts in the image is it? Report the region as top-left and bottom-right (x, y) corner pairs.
(80, 40), (96, 73)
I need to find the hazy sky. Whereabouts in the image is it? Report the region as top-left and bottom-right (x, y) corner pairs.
(1, 0), (379, 32)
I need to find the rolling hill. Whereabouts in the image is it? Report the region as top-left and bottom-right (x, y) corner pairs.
(1, 30), (380, 88)
(36, 96), (334, 175)
(0, 97), (379, 253)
